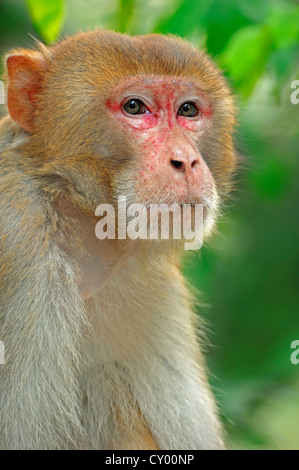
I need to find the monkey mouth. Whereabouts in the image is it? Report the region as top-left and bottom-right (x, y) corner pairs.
(141, 199), (215, 218)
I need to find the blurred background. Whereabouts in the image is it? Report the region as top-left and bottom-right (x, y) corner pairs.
(0, 0), (298, 450)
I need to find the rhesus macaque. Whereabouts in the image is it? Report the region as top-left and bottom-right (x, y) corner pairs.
(0, 30), (236, 450)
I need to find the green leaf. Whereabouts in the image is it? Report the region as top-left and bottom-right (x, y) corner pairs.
(205, 0), (252, 56)
(118, 0), (135, 33)
(153, 0), (209, 38)
(220, 24), (271, 97)
(267, 4), (299, 49)
(26, 0), (64, 44)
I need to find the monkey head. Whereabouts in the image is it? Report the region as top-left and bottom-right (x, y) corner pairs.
(5, 30), (236, 243)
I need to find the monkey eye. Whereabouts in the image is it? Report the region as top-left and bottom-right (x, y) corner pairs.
(123, 99), (148, 115)
(177, 102), (200, 118)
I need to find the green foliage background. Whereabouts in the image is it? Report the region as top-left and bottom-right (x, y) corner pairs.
(1, 0), (299, 450)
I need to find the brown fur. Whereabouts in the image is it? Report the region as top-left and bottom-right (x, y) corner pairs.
(0, 30), (237, 449)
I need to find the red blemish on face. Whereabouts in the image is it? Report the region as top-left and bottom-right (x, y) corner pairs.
(128, 114), (158, 132)
(177, 116), (198, 131)
(202, 104), (213, 118)
(106, 99), (120, 113)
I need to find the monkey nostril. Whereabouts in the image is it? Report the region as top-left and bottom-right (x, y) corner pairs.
(191, 159), (199, 169)
(171, 160), (185, 172)
(171, 159), (199, 172)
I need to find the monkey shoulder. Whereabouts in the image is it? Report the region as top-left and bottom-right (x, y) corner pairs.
(0, 116), (29, 153)
(0, 151), (54, 258)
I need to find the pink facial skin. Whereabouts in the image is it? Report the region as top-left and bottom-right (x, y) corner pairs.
(106, 75), (215, 207)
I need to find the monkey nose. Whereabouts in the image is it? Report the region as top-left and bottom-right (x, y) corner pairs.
(170, 157), (199, 173)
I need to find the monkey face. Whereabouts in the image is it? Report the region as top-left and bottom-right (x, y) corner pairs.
(105, 75), (219, 235)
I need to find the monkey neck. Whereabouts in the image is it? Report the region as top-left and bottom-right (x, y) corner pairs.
(54, 195), (184, 301)
(78, 235), (182, 302)
(84, 244), (186, 361)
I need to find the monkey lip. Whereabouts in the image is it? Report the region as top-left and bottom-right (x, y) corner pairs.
(141, 202), (199, 210)
(140, 202), (210, 223)
(142, 201), (209, 212)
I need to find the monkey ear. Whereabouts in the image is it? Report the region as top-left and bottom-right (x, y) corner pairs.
(6, 53), (48, 133)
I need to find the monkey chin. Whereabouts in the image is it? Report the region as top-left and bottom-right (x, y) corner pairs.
(131, 203), (219, 254)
